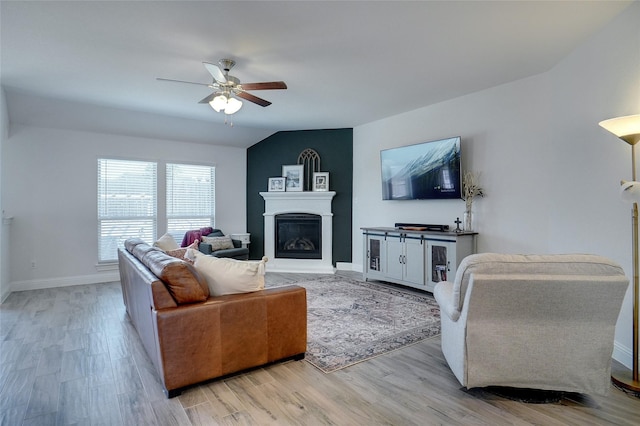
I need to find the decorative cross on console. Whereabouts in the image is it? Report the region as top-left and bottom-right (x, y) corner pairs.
(454, 217), (462, 232)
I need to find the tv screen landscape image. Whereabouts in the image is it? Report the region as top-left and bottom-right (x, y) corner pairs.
(381, 136), (461, 200)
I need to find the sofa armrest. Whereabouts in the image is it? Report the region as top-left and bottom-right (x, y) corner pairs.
(155, 301), (223, 393)
(434, 281), (461, 321)
(199, 240), (243, 252)
(199, 242), (213, 255)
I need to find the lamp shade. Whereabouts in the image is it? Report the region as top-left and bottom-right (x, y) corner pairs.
(621, 181), (640, 203)
(225, 97), (243, 114)
(599, 114), (640, 145)
(210, 95), (228, 112)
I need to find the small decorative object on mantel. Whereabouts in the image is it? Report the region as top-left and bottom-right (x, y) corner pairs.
(268, 177), (286, 192)
(462, 171), (484, 231)
(313, 172), (329, 191)
(282, 164), (304, 192)
(298, 148), (321, 191)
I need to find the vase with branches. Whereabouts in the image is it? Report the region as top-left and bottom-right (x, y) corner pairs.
(462, 171), (484, 231)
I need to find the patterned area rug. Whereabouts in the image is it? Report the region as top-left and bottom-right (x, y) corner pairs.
(270, 275), (441, 373)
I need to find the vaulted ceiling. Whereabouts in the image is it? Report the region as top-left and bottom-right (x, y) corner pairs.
(0, 1), (632, 147)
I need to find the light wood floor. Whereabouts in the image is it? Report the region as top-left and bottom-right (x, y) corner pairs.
(1, 271), (639, 425)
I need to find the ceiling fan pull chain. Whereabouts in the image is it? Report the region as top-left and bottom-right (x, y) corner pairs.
(224, 113), (234, 127)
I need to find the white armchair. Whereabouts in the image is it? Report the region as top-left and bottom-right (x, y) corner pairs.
(433, 253), (629, 396)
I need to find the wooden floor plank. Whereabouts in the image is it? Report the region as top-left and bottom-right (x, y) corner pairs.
(0, 275), (639, 425)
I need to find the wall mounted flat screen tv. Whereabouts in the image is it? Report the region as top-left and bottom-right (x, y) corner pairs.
(381, 136), (461, 200)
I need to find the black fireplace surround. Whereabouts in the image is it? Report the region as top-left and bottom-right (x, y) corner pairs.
(275, 213), (322, 259)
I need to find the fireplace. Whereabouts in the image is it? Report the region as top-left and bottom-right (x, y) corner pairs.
(275, 214), (321, 259)
(260, 191), (335, 273)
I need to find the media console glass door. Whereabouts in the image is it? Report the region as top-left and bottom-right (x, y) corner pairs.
(365, 234), (386, 279)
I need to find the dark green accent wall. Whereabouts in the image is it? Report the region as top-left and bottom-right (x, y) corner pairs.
(246, 128), (353, 264)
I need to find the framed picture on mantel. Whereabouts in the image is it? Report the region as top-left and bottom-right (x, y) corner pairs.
(282, 165), (303, 191)
(268, 177), (286, 192)
(313, 172), (329, 191)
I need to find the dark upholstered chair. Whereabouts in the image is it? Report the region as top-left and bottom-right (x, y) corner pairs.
(198, 229), (249, 260)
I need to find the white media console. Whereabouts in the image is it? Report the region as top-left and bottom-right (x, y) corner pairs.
(362, 227), (477, 293)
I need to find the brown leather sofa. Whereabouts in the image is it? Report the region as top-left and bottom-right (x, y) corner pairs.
(118, 238), (307, 398)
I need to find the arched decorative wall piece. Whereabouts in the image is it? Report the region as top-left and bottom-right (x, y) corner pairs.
(298, 148), (321, 191)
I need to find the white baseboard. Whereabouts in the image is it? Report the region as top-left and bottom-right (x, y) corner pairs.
(8, 272), (121, 294)
(1, 288), (11, 304)
(613, 341), (632, 370)
(335, 262), (365, 273)
(335, 262), (353, 271)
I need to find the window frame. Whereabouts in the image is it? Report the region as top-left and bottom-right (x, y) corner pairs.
(165, 162), (216, 243)
(97, 159), (216, 262)
(97, 158), (157, 263)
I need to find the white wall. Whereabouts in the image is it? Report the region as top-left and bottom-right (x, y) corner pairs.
(353, 3), (640, 368)
(0, 87), (9, 302)
(2, 124), (247, 291)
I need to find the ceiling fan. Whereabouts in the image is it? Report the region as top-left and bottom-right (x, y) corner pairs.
(157, 59), (287, 115)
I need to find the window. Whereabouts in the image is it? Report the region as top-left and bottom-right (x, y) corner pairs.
(441, 168), (453, 190)
(98, 159), (157, 262)
(166, 163), (215, 242)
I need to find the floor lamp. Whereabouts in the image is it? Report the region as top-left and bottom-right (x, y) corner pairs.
(599, 114), (640, 394)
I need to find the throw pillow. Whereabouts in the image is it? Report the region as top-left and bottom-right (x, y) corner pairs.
(153, 233), (179, 251)
(166, 240), (199, 264)
(201, 235), (235, 251)
(190, 250), (268, 296)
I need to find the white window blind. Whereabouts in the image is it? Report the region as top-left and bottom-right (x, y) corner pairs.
(166, 163), (215, 242)
(98, 159), (157, 262)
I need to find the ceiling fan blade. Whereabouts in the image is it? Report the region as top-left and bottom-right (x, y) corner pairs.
(240, 81), (287, 91)
(203, 62), (227, 83)
(235, 91), (272, 107)
(198, 93), (216, 104)
(156, 77), (212, 87)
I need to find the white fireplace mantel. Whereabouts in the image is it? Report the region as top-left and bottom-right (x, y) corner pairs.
(260, 191), (336, 273)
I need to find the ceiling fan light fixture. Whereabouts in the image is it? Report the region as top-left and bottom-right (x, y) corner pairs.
(225, 97), (243, 114)
(210, 94), (228, 112)
(159, 58), (286, 122)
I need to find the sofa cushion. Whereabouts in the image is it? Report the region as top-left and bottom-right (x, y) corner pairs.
(143, 250), (209, 303)
(124, 237), (146, 253)
(211, 247), (249, 260)
(190, 250), (267, 296)
(201, 235), (234, 251)
(154, 233), (180, 251)
(207, 229), (225, 238)
(125, 238), (209, 304)
(132, 242), (163, 260)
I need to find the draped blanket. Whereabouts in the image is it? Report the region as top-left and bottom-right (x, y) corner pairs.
(181, 227), (214, 247)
